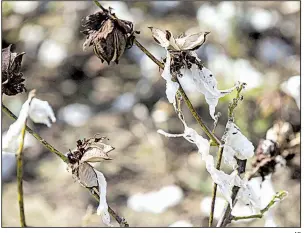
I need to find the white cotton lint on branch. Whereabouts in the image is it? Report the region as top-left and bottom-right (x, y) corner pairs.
(223, 121), (255, 161)
(157, 117), (210, 156)
(2, 95), (32, 153)
(161, 52), (179, 108)
(95, 169), (112, 227)
(127, 185), (183, 214)
(186, 58), (236, 120)
(29, 98), (56, 127)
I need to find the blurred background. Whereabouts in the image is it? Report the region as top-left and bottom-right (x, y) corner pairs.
(2, 1), (300, 227)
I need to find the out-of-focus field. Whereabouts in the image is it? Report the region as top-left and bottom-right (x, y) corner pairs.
(2, 1), (300, 227)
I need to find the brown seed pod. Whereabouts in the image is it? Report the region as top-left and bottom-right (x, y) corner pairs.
(82, 8), (137, 64)
(2, 44), (26, 96)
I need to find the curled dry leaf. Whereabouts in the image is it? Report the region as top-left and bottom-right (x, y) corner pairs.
(82, 8), (137, 64)
(2, 44), (26, 96)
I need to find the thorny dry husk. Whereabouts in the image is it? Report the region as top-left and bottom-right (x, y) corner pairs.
(251, 121), (300, 180)
(2, 44), (26, 96)
(82, 8), (138, 64)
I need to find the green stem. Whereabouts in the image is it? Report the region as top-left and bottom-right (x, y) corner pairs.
(16, 122), (27, 227)
(2, 104), (128, 227)
(208, 146), (224, 227)
(231, 191), (288, 221)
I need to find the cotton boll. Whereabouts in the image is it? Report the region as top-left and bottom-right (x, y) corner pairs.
(29, 98), (56, 127)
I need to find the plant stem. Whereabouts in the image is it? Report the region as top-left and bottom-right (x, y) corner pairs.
(231, 191), (287, 221)
(92, 0), (221, 146)
(2, 104), (128, 227)
(16, 122), (27, 227)
(216, 159), (247, 227)
(208, 145), (224, 227)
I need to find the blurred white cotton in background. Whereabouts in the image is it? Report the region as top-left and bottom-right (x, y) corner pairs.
(200, 196), (226, 220)
(110, 92), (137, 113)
(169, 220), (193, 227)
(127, 185), (183, 214)
(12, 1), (39, 14)
(38, 40), (67, 68)
(280, 75), (300, 109)
(58, 103), (92, 127)
(249, 8), (278, 32)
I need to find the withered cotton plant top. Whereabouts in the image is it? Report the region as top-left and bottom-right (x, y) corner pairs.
(2, 44), (26, 96)
(82, 8), (136, 64)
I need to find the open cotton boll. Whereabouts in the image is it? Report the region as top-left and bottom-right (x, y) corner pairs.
(224, 121), (255, 161)
(29, 98), (56, 127)
(188, 63), (236, 119)
(222, 145), (238, 169)
(161, 52), (179, 108)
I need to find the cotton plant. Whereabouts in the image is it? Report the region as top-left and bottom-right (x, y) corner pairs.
(149, 27), (236, 119)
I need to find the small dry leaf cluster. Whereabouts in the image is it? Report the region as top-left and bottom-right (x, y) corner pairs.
(2, 44), (26, 96)
(82, 7), (138, 64)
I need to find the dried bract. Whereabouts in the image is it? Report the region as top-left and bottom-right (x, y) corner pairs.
(67, 135), (114, 165)
(2, 44), (26, 96)
(82, 8), (136, 64)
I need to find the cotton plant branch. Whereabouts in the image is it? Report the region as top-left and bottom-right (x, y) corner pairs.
(231, 191), (288, 222)
(2, 104), (129, 227)
(92, 0), (220, 147)
(209, 83), (246, 227)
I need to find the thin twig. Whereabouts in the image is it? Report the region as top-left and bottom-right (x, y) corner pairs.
(209, 83), (246, 227)
(2, 104), (129, 227)
(231, 191), (288, 221)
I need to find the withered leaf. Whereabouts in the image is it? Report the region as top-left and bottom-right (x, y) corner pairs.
(78, 162), (98, 187)
(77, 163), (98, 188)
(175, 32), (210, 50)
(2, 44), (26, 96)
(82, 9), (135, 64)
(148, 27), (170, 48)
(81, 142), (114, 162)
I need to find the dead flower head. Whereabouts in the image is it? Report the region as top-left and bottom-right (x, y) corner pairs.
(67, 135), (114, 167)
(2, 44), (26, 96)
(82, 8), (138, 64)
